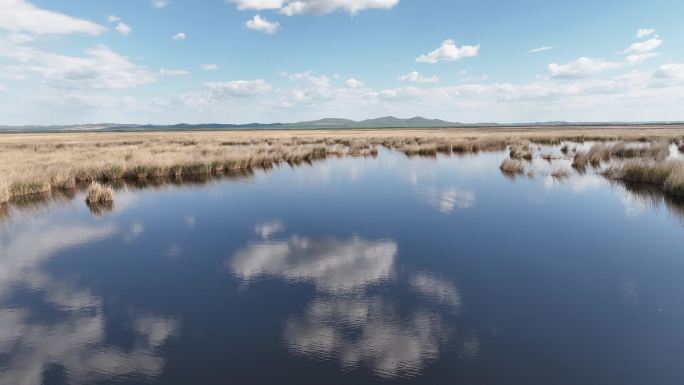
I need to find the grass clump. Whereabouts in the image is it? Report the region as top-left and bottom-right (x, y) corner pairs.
(605, 160), (684, 197)
(551, 168), (570, 178)
(500, 159), (525, 174)
(85, 182), (114, 203)
(509, 143), (533, 160)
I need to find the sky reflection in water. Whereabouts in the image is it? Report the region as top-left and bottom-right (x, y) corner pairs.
(1, 148), (684, 384)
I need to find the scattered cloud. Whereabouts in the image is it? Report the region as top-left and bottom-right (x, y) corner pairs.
(115, 22), (131, 35)
(636, 28), (655, 38)
(416, 40), (480, 64)
(0, 0), (104, 35)
(345, 78), (364, 88)
(529, 46), (553, 54)
(230, 0), (398, 15)
(151, 0), (169, 8)
(159, 68), (189, 77)
(245, 14), (280, 34)
(171, 32), (186, 40)
(0, 40), (157, 89)
(286, 71), (331, 88)
(205, 79), (272, 97)
(399, 71), (439, 83)
(653, 63), (684, 80)
(107, 14), (121, 23)
(200, 64), (220, 70)
(548, 57), (622, 79)
(622, 37), (663, 54)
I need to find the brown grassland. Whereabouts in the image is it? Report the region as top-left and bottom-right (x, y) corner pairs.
(2, 125), (684, 205)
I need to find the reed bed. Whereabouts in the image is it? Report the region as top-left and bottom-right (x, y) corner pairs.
(1, 126), (683, 204)
(500, 159), (525, 174)
(604, 160), (684, 197)
(509, 143), (533, 160)
(85, 182), (114, 203)
(572, 141), (670, 169)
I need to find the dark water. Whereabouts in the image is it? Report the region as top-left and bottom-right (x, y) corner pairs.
(2, 149), (684, 385)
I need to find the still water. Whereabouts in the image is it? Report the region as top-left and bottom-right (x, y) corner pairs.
(1, 149), (684, 385)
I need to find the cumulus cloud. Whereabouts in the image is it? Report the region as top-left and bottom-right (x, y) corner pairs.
(345, 78), (364, 88)
(205, 79), (272, 97)
(171, 32), (186, 40)
(115, 22), (131, 35)
(107, 14), (121, 23)
(246, 14), (280, 34)
(230, 0), (398, 15)
(286, 71), (331, 88)
(529, 46), (553, 54)
(548, 57), (622, 79)
(636, 28), (655, 38)
(200, 63), (220, 70)
(0, 0), (104, 35)
(416, 40), (480, 64)
(399, 71), (439, 83)
(653, 63), (684, 80)
(623, 37), (663, 54)
(0, 40), (157, 89)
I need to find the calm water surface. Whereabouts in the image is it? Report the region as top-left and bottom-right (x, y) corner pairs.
(2, 149), (684, 385)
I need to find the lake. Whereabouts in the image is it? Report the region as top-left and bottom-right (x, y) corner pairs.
(2, 147), (684, 385)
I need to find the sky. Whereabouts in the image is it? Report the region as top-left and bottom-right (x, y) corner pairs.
(0, 0), (683, 125)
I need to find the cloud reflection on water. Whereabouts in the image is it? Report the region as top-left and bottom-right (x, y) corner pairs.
(0, 219), (179, 385)
(228, 228), (465, 378)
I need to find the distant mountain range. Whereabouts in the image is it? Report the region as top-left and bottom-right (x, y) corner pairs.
(1, 116), (682, 133)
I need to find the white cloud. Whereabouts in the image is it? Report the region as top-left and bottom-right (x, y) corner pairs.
(205, 79), (272, 97)
(286, 71), (331, 88)
(345, 78), (364, 88)
(416, 40), (480, 64)
(171, 32), (186, 40)
(0, 40), (157, 89)
(107, 14), (121, 23)
(231, 0), (285, 10)
(653, 63), (684, 80)
(152, 0), (169, 8)
(115, 22), (131, 35)
(230, 0), (398, 15)
(245, 14), (280, 34)
(636, 28), (655, 38)
(625, 52), (659, 65)
(200, 64), (220, 70)
(622, 37), (662, 54)
(0, 0), (104, 35)
(530, 46), (553, 54)
(548, 57), (622, 79)
(399, 71), (439, 83)
(159, 68), (189, 77)
(280, 0), (398, 15)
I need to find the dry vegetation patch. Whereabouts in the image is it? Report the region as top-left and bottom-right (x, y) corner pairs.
(1, 126), (683, 205)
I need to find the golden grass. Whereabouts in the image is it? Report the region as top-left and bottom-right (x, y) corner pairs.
(605, 160), (684, 197)
(572, 141), (670, 169)
(1, 125), (683, 204)
(85, 182), (114, 203)
(500, 159), (525, 174)
(509, 143), (533, 160)
(551, 168), (570, 178)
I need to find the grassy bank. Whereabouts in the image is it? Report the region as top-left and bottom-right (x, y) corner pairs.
(1, 126), (683, 204)
(605, 161), (684, 197)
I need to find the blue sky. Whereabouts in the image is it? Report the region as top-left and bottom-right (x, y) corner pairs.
(0, 0), (683, 125)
